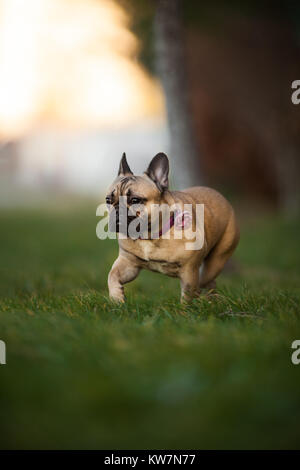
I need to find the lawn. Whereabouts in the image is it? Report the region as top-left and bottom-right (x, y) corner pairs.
(0, 203), (299, 449)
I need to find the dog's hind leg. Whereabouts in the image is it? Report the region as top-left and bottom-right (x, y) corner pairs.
(199, 213), (239, 290)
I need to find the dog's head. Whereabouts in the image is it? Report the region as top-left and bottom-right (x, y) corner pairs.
(106, 152), (169, 235)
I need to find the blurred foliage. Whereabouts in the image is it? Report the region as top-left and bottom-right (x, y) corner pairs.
(119, 0), (156, 73)
(120, 0), (300, 74)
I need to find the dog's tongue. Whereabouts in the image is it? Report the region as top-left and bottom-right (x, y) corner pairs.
(174, 211), (192, 230)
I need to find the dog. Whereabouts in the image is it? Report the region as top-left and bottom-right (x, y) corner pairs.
(106, 152), (239, 303)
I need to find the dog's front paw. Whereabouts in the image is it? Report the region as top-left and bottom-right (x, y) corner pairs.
(109, 292), (125, 303)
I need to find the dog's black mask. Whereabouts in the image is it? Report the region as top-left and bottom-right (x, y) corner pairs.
(108, 204), (139, 235)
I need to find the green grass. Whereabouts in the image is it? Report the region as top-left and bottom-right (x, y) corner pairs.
(0, 204), (299, 449)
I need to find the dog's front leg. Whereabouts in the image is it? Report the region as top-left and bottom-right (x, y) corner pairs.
(180, 265), (200, 303)
(108, 255), (140, 303)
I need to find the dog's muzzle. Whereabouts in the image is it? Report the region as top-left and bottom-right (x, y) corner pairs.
(108, 205), (137, 235)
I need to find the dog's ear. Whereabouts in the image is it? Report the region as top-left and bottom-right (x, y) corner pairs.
(118, 152), (133, 176)
(145, 153), (169, 191)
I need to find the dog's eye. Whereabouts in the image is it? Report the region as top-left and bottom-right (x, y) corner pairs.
(130, 197), (143, 205)
(105, 196), (112, 205)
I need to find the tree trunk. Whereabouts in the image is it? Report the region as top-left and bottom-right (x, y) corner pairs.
(154, 0), (201, 189)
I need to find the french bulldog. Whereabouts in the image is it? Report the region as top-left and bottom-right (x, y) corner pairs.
(106, 152), (239, 302)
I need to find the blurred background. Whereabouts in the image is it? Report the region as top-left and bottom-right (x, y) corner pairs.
(0, 0), (299, 214)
